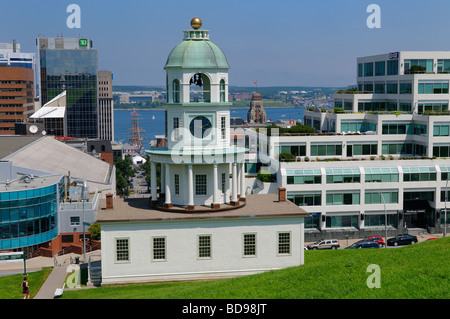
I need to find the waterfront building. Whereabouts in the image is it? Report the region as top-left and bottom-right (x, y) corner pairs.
(247, 92), (267, 124)
(37, 37), (99, 139)
(265, 51), (450, 240)
(98, 18), (307, 285)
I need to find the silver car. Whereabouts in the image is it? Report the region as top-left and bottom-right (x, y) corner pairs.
(307, 239), (340, 250)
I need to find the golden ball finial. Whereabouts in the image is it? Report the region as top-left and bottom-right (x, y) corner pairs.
(190, 17), (202, 30)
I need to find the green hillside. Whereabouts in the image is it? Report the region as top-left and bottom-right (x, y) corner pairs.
(60, 237), (449, 299)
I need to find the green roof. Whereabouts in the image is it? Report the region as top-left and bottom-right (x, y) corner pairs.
(164, 38), (230, 70)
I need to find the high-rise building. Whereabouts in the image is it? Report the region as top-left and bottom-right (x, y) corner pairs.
(37, 37), (99, 139)
(0, 41), (36, 135)
(98, 70), (114, 141)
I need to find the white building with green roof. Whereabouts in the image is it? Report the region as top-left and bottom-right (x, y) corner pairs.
(147, 18), (247, 210)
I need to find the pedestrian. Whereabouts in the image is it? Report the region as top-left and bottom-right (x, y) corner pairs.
(22, 277), (30, 299)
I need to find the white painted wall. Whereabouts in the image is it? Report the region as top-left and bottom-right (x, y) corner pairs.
(100, 216), (304, 284)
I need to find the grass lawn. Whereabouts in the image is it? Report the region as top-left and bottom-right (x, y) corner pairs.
(0, 267), (53, 299)
(60, 237), (449, 299)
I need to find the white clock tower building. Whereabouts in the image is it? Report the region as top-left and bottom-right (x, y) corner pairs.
(147, 18), (247, 211)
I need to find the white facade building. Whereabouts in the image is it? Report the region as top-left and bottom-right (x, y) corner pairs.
(98, 18), (307, 286)
(98, 194), (305, 284)
(262, 51), (450, 240)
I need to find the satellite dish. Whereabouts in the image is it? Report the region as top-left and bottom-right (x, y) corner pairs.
(29, 125), (38, 134)
(42, 130), (47, 136)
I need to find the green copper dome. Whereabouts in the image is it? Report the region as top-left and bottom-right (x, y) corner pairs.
(164, 30), (230, 70)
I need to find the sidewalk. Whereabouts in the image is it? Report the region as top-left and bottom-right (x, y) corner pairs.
(0, 251), (101, 299)
(34, 265), (68, 299)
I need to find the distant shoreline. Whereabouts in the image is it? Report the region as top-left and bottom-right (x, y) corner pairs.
(115, 106), (305, 111)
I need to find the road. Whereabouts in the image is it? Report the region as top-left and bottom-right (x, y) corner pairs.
(305, 232), (442, 250)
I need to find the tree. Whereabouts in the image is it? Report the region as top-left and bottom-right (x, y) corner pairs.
(88, 223), (101, 241)
(115, 155), (135, 195)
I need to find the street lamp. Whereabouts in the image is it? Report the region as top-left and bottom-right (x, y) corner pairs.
(444, 179), (448, 237)
(378, 192), (388, 248)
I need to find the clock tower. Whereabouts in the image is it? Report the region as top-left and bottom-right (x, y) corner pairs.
(147, 18), (247, 211)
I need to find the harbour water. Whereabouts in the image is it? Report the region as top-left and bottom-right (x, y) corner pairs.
(114, 107), (304, 147)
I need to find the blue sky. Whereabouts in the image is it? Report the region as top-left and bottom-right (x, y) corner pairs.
(2, 0), (450, 87)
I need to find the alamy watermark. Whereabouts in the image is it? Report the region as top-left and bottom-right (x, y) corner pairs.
(366, 4), (381, 29)
(366, 264), (381, 288)
(168, 123), (281, 175)
(66, 4), (81, 29)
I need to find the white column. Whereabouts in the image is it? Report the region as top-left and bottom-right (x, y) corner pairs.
(240, 162), (246, 200)
(213, 164), (219, 206)
(165, 163), (171, 205)
(151, 161), (157, 202)
(161, 163), (165, 195)
(231, 162), (238, 203)
(188, 164), (194, 207)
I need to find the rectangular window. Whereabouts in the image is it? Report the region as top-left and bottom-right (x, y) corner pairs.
(243, 233), (256, 257)
(195, 174), (207, 195)
(433, 125), (450, 136)
(364, 62), (374, 77)
(326, 215), (359, 228)
(174, 174), (180, 195)
(365, 167), (399, 183)
(198, 235), (212, 259)
(173, 117), (179, 140)
(386, 82), (398, 94)
(399, 82), (412, 94)
(418, 81), (449, 94)
(365, 191), (399, 204)
(115, 238), (129, 262)
(310, 144), (342, 156)
(364, 214), (397, 227)
(221, 116), (226, 140)
(278, 232), (291, 255)
(152, 237), (166, 261)
(375, 61), (385, 76)
(287, 192), (321, 206)
(358, 63), (363, 77)
(286, 169), (321, 185)
(402, 167), (436, 182)
(326, 168), (360, 183)
(387, 60), (398, 75)
(70, 216), (80, 226)
(61, 234), (74, 243)
(326, 192), (360, 205)
(375, 83), (385, 93)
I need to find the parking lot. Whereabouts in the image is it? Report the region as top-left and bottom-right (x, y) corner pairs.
(305, 232), (443, 250)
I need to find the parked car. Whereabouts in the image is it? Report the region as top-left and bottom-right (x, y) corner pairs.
(345, 241), (380, 249)
(366, 236), (385, 247)
(307, 239), (340, 250)
(387, 234), (418, 246)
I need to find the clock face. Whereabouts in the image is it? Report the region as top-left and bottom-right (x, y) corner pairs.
(189, 116), (212, 139)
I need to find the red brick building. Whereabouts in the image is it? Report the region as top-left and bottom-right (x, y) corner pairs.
(0, 67), (34, 135)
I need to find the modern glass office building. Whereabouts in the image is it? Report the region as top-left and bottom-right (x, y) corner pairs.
(38, 37), (98, 139)
(0, 161), (65, 251)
